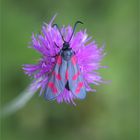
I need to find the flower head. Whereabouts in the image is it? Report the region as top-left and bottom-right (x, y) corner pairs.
(23, 15), (106, 105)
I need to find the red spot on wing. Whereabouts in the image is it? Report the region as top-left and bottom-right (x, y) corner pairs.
(48, 82), (58, 94)
(72, 71), (80, 80)
(65, 69), (69, 80)
(76, 82), (83, 94)
(52, 72), (61, 80)
(56, 73), (61, 80)
(71, 56), (77, 65)
(56, 55), (62, 65)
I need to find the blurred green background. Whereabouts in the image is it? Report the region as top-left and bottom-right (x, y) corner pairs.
(0, 0), (138, 140)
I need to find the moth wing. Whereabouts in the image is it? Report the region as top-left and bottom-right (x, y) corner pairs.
(68, 56), (86, 99)
(44, 55), (67, 100)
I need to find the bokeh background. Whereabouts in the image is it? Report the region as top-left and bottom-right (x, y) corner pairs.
(1, 0), (139, 140)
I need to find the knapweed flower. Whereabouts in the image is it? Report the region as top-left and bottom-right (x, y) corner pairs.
(23, 15), (106, 105)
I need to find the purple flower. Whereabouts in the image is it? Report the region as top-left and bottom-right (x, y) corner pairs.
(23, 15), (106, 105)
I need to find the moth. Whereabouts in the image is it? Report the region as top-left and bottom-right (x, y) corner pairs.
(45, 21), (86, 100)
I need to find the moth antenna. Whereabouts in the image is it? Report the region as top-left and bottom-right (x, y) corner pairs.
(52, 24), (65, 42)
(68, 21), (83, 42)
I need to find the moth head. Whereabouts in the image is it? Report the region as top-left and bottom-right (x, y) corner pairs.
(62, 42), (70, 50)
(53, 21), (83, 49)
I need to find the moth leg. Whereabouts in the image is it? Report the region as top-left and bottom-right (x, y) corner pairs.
(54, 42), (60, 48)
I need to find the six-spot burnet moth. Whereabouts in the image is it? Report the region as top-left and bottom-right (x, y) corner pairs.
(45, 21), (87, 100)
